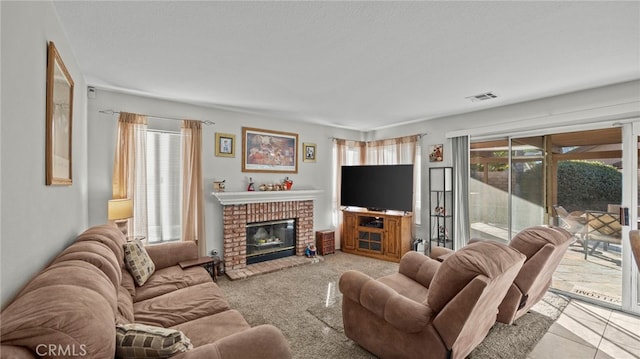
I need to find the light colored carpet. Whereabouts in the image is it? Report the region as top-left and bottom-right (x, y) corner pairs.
(217, 251), (569, 359)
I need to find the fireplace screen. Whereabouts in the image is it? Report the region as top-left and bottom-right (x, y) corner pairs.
(246, 219), (296, 264)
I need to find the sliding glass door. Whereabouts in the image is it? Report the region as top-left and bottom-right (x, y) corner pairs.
(471, 126), (640, 314)
(470, 140), (510, 242)
(510, 136), (546, 237)
(469, 136), (546, 241)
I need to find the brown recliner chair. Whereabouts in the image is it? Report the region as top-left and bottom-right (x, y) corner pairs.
(339, 241), (525, 359)
(431, 225), (573, 324)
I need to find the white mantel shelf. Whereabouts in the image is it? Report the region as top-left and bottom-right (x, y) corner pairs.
(212, 189), (323, 205)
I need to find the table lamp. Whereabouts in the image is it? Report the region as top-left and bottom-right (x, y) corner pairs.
(108, 199), (133, 236)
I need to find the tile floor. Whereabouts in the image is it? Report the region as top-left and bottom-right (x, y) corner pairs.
(529, 300), (640, 359)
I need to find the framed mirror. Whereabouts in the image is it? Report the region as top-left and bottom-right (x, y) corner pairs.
(46, 41), (74, 185)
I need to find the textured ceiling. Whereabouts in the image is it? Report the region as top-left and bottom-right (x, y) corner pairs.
(53, 1), (640, 131)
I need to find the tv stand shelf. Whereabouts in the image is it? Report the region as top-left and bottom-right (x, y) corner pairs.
(342, 208), (412, 262)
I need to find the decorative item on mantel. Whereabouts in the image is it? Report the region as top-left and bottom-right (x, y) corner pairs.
(213, 180), (226, 192)
(283, 177), (293, 190)
(254, 179), (293, 191)
(247, 177), (255, 191)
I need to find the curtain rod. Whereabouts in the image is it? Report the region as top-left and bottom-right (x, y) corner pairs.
(99, 109), (214, 126)
(328, 133), (426, 140)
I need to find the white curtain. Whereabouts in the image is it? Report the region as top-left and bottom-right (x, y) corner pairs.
(452, 135), (470, 249)
(112, 112), (148, 240)
(333, 139), (365, 249)
(365, 136), (417, 165)
(181, 120), (205, 256)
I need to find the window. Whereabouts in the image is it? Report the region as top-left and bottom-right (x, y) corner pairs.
(365, 139), (421, 224)
(146, 130), (182, 243)
(333, 137), (420, 225)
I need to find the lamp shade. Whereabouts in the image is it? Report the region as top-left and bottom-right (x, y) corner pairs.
(108, 199), (133, 221)
(430, 167), (452, 192)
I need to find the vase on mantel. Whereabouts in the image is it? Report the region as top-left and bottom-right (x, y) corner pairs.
(284, 177), (293, 190)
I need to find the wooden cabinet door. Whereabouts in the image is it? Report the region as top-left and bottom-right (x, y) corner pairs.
(343, 212), (356, 250)
(384, 217), (401, 259)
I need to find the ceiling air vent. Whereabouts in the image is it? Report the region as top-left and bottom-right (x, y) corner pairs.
(466, 92), (498, 102)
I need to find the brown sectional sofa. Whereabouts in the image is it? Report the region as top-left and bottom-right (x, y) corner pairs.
(0, 224), (292, 358)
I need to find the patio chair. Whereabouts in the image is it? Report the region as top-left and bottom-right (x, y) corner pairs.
(584, 210), (622, 261)
(552, 205), (586, 240)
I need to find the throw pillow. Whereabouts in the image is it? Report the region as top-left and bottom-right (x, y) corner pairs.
(123, 239), (155, 286)
(115, 323), (192, 359)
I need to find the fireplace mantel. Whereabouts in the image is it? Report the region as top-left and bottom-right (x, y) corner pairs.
(212, 189), (323, 205)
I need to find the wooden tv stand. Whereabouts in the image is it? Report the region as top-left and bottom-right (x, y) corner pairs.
(341, 208), (413, 262)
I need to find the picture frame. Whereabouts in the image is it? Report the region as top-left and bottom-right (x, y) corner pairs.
(242, 127), (298, 173)
(215, 132), (235, 157)
(303, 143), (317, 162)
(46, 41), (74, 186)
(429, 144), (443, 162)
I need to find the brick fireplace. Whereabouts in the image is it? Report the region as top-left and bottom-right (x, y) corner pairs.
(213, 190), (322, 276)
(222, 200), (314, 271)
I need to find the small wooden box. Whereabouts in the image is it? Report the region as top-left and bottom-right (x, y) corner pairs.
(316, 230), (335, 255)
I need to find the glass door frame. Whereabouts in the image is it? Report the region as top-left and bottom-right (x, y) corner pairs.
(621, 121), (639, 314)
(508, 136), (547, 239)
(472, 120), (640, 315)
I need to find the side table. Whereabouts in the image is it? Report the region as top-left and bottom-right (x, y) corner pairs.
(316, 229), (335, 255)
(179, 257), (221, 282)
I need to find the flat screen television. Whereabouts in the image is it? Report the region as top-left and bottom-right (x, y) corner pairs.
(340, 164), (414, 212)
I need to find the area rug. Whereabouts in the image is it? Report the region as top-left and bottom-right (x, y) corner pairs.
(468, 292), (570, 359)
(218, 252), (569, 359)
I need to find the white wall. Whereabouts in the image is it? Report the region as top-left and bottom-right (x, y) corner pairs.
(371, 80), (640, 241)
(1, 1), (88, 307)
(87, 90), (361, 256)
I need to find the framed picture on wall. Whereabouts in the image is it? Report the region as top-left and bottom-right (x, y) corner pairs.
(242, 127), (298, 173)
(215, 132), (235, 157)
(46, 41), (74, 186)
(429, 144), (443, 162)
(303, 143), (317, 162)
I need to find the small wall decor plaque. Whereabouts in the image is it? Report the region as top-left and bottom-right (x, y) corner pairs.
(215, 133), (235, 157)
(429, 144), (443, 162)
(303, 143), (316, 163)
